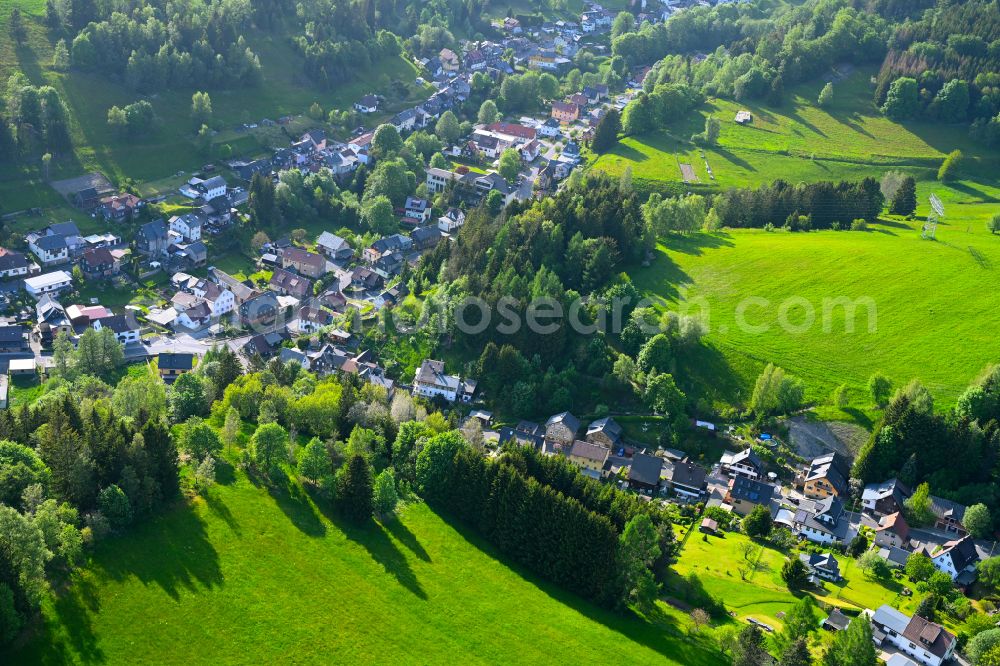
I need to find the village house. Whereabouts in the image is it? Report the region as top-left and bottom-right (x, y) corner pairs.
(351, 267), (384, 291)
(410, 226), (442, 251)
(79, 247), (119, 279)
(663, 460), (707, 499)
(92, 314), (140, 344)
(29, 234), (69, 266)
(34, 295), (72, 344)
(281, 247), (326, 279)
(364, 234), (413, 264)
(922, 535), (979, 583)
(792, 496), (852, 544)
(354, 94), (379, 114)
(97, 193), (142, 221)
(551, 101), (580, 123)
(175, 301), (212, 330)
(930, 496), (968, 535)
(0, 324), (29, 353)
(316, 232), (353, 261)
(538, 117), (562, 137)
(209, 268), (260, 307)
(726, 476), (774, 516)
(438, 207), (466, 233)
(183, 175), (227, 201)
(862, 479), (911, 517)
(567, 440), (610, 479)
(797, 451), (850, 499)
(585, 417), (622, 449)
(169, 213), (204, 242)
(269, 267), (313, 299)
(871, 605), (956, 666)
(294, 306), (333, 334)
(628, 453), (663, 494)
(874, 512), (911, 549)
(439, 48), (460, 72)
(189, 279), (235, 317)
(412, 359), (474, 403)
(240, 291), (281, 328)
(136, 219), (170, 256)
(0, 249), (30, 279)
(799, 552), (842, 583)
(158, 352), (194, 384)
(25, 271), (72, 298)
(404, 196), (432, 223)
(544, 411), (580, 447)
(719, 448), (765, 479)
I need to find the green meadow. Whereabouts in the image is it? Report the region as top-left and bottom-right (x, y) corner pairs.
(4, 467), (725, 665)
(592, 67), (999, 195)
(0, 4), (430, 213)
(632, 207), (1000, 415)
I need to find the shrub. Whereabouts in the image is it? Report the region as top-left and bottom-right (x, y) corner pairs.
(851, 219), (868, 231)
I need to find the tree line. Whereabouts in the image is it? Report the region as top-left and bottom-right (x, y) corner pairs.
(416, 433), (668, 609)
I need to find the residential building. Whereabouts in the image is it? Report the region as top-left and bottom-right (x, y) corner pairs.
(567, 440), (610, 479)
(281, 247), (326, 279)
(663, 460), (707, 499)
(551, 101), (580, 123)
(169, 213), (204, 242)
(792, 496), (851, 544)
(438, 207), (466, 233)
(799, 552), (842, 582)
(871, 605), (956, 666)
(269, 267), (313, 299)
(175, 301), (212, 330)
(0, 249), (30, 279)
(136, 219), (170, 256)
(726, 476), (774, 516)
(79, 247), (119, 279)
(925, 535), (979, 582)
(29, 234), (69, 265)
(0, 324), (29, 352)
(874, 512), (910, 549)
(92, 314), (140, 344)
(410, 226), (441, 250)
(439, 48), (460, 71)
(316, 232), (353, 261)
(538, 118), (562, 137)
(294, 306), (333, 334)
(862, 479), (911, 517)
(404, 196), (432, 223)
(719, 448), (765, 479)
(191, 279), (234, 317)
(798, 451), (850, 498)
(97, 193), (142, 221)
(585, 416), (622, 448)
(193, 175), (227, 200)
(25, 271), (72, 298)
(930, 496), (967, 535)
(354, 94), (379, 113)
(628, 453), (663, 493)
(240, 292), (280, 328)
(412, 359), (465, 402)
(158, 352), (194, 384)
(544, 411), (580, 447)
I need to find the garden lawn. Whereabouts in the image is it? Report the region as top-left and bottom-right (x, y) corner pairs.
(670, 529), (920, 631)
(629, 199), (1000, 413)
(5, 469), (725, 665)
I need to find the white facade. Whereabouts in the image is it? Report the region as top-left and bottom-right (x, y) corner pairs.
(25, 271), (72, 297)
(205, 289), (235, 317)
(169, 215), (203, 242)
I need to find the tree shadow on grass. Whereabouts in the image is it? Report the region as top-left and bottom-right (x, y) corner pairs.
(314, 498), (428, 600)
(383, 514), (432, 563)
(203, 487), (242, 536)
(434, 509), (723, 664)
(267, 475), (327, 538)
(93, 500), (223, 601)
(23, 574), (106, 665)
(609, 142), (649, 164)
(664, 231), (735, 256)
(712, 148), (756, 172)
(948, 180), (1000, 203)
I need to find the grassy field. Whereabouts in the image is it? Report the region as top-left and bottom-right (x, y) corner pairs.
(592, 67), (999, 195)
(631, 203), (1000, 413)
(0, 7), (429, 213)
(670, 528), (921, 634)
(5, 468), (726, 665)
